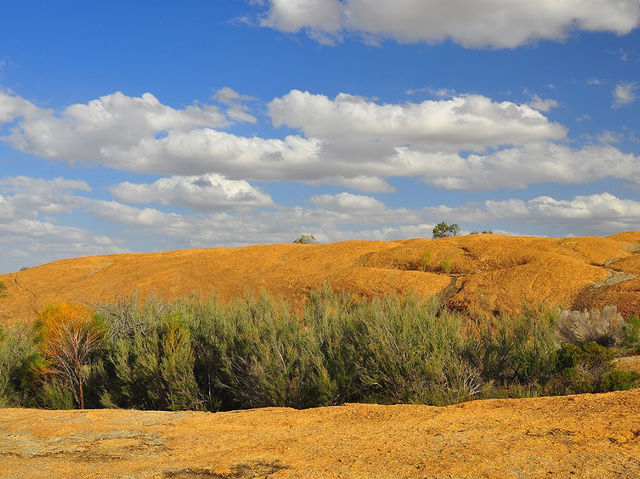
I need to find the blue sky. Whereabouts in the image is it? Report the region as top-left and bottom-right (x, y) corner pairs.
(0, 0), (639, 273)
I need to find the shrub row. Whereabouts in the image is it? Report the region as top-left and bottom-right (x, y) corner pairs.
(1, 288), (639, 410)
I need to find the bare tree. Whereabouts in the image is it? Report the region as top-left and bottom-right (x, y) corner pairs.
(38, 303), (104, 409)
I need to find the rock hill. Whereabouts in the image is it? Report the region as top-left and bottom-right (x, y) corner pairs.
(1, 232), (639, 325)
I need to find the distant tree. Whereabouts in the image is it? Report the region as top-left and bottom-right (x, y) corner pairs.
(433, 222), (460, 239)
(293, 234), (316, 244)
(36, 303), (105, 409)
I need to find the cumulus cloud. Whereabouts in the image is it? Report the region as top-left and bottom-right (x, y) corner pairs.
(111, 174), (274, 211)
(260, 0), (342, 43)
(0, 176), (126, 272)
(527, 94), (559, 112)
(2, 89), (640, 194)
(3, 90), (229, 164)
(310, 192), (385, 211)
(613, 82), (637, 108)
(213, 87), (258, 124)
(0, 176), (91, 218)
(0, 89), (42, 123)
(269, 90), (566, 152)
(257, 0), (640, 48)
(3, 174), (640, 272)
(396, 142), (640, 191)
(306, 175), (396, 193)
(90, 190), (640, 246)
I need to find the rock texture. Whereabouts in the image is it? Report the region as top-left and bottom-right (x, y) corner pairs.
(2, 390), (640, 478)
(2, 233), (640, 325)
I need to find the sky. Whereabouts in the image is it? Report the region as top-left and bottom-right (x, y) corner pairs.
(0, 0), (639, 273)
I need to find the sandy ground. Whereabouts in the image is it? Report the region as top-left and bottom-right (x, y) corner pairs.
(2, 233), (640, 326)
(1, 390), (640, 478)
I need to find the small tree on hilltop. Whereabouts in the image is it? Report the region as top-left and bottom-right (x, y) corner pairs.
(36, 302), (105, 409)
(433, 222), (460, 239)
(293, 234), (316, 244)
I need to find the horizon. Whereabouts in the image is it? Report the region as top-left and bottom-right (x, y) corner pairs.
(1, 1), (639, 273)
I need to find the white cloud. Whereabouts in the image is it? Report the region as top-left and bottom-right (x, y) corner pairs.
(306, 175), (396, 193)
(0, 177), (126, 272)
(4, 90), (229, 163)
(111, 174), (274, 211)
(2, 89), (640, 194)
(0, 176), (91, 218)
(397, 142), (640, 191)
(613, 82), (637, 108)
(310, 192), (385, 211)
(0, 89), (41, 123)
(527, 193), (640, 220)
(90, 191), (640, 246)
(595, 131), (623, 144)
(86, 199), (179, 226)
(260, 0), (342, 43)
(258, 0), (640, 48)
(527, 94), (559, 112)
(3, 175), (640, 272)
(269, 90), (566, 153)
(213, 87), (258, 124)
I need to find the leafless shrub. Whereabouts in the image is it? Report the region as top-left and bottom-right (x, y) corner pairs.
(558, 305), (624, 346)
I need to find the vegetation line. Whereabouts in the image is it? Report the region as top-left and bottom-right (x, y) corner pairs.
(0, 287), (639, 411)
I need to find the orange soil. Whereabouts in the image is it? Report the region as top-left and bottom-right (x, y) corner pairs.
(1, 233), (640, 325)
(2, 390), (640, 478)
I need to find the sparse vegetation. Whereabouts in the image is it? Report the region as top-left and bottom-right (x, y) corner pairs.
(441, 258), (453, 274)
(558, 305), (624, 347)
(0, 291), (637, 411)
(419, 250), (431, 272)
(433, 222), (460, 239)
(34, 303), (106, 409)
(293, 234), (316, 244)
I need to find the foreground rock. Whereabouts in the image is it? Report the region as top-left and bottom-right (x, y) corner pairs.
(1, 390), (640, 478)
(2, 232), (640, 325)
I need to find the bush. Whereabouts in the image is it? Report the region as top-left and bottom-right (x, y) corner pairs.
(293, 234), (316, 244)
(35, 303), (106, 409)
(622, 314), (640, 352)
(558, 305), (624, 347)
(598, 369), (640, 392)
(1, 290), (636, 411)
(550, 342), (615, 394)
(476, 306), (561, 387)
(105, 311), (200, 410)
(432, 222), (460, 239)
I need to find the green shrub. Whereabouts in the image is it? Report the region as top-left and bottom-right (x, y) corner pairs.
(476, 306), (561, 386)
(441, 258), (453, 274)
(104, 311), (199, 410)
(2, 288), (635, 411)
(39, 379), (74, 409)
(550, 342), (615, 394)
(214, 293), (332, 409)
(597, 369), (640, 392)
(622, 314), (640, 352)
(419, 250), (431, 272)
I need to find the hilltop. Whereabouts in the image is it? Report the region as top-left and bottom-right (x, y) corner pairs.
(1, 232), (640, 325)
